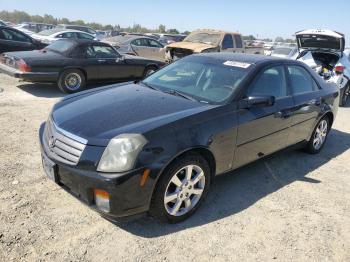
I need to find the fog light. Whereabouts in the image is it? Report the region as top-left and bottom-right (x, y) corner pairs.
(94, 189), (110, 213)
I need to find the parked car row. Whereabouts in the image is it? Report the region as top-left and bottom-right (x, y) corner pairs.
(0, 39), (165, 93)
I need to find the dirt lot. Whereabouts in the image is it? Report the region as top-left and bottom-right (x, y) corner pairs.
(0, 73), (349, 262)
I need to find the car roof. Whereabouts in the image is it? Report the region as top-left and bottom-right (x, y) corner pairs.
(194, 53), (297, 65)
(104, 35), (155, 44)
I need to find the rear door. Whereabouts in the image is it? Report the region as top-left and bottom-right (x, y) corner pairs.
(145, 38), (165, 61)
(286, 65), (322, 144)
(0, 28), (36, 52)
(234, 65), (294, 168)
(130, 38), (150, 57)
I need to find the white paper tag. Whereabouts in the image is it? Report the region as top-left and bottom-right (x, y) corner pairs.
(223, 61), (251, 68)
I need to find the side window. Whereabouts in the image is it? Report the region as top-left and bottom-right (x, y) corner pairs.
(234, 35), (243, 48)
(2, 29), (32, 43)
(78, 33), (94, 40)
(287, 66), (318, 94)
(147, 39), (162, 48)
(85, 46), (96, 58)
(247, 66), (287, 98)
(59, 32), (77, 39)
(131, 39), (142, 46)
(91, 45), (118, 58)
(222, 34), (233, 49)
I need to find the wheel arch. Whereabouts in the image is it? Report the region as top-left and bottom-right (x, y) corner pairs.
(59, 67), (87, 80)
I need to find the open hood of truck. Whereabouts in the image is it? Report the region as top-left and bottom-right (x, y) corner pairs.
(295, 29), (345, 52)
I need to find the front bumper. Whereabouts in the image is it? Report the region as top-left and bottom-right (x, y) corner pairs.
(39, 123), (155, 221)
(0, 62), (58, 82)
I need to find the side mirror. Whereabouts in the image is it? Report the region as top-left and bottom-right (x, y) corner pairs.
(239, 95), (275, 109)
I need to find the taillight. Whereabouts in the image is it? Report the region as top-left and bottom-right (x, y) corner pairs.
(335, 65), (345, 75)
(17, 59), (31, 72)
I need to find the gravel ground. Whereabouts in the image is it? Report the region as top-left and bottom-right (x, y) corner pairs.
(0, 73), (349, 262)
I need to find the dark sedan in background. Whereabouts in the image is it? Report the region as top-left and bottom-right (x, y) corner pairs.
(0, 25), (47, 53)
(0, 39), (165, 93)
(39, 53), (339, 223)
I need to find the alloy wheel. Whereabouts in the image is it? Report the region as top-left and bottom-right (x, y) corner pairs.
(164, 164), (205, 217)
(313, 119), (328, 150)
(65, 73), (82, 91)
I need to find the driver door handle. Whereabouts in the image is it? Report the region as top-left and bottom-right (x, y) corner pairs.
(98, 59), (106, 63)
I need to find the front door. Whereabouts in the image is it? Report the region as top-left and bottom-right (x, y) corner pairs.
(86, 44), (132, 81)
(234, 65), (294, 168)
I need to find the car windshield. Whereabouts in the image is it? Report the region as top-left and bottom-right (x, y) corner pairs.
(143, 57), (250, 104)
(184, 32), (221, 45)
(45, 40), (75, 53)
(273, 47), (293, 55)
(37, 28), (64, 36)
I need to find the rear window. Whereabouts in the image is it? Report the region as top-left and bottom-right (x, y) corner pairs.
(46, 40), (75, 53)
(298, 34), (341, 50)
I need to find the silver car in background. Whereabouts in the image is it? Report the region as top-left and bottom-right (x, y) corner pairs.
(102, 35), (166, 62)
(271, 46), (298, 58)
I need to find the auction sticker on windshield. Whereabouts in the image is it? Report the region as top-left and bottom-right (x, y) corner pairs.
(223, 61), (251, 68)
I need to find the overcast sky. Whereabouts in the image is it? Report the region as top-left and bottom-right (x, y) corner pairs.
(1, 0), (349, 43)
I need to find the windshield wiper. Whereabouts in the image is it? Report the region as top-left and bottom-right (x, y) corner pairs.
(139, 81), (160, 91)
(165, 89), (198, 102)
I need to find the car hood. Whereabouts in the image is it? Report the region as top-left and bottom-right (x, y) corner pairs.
(52, 83), (211, 146)
(167, 41), (217, 53)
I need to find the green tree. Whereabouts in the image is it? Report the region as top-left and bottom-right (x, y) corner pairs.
(158, 24), (166, 33)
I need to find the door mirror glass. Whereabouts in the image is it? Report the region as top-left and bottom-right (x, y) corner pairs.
(239, 95), (275, 109)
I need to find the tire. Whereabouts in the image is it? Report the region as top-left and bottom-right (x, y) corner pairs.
(305, 116), (330, 154)
(143, 66), (158, 79)
(339, 84), (349, 107)
(150, 153), (211, 223)
(57, 69), (86, 94)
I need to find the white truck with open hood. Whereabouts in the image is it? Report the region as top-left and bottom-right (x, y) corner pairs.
(293, 29), (350, 106)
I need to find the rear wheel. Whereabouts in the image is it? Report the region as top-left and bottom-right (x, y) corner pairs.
(58, 69), (86, 94)
(305, 116), (330, 154)
(143, 66), (158, 78)
(339, 83), (349, 107)
(150, 153), (211, 223)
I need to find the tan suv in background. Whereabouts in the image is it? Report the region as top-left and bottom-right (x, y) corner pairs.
(165, 29), (262, 63)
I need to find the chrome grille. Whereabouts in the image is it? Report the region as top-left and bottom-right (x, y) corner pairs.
(43, 118), (87, 165)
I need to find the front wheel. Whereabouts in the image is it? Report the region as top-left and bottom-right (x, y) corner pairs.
(339, 84), (349, 107)
(58, 69), (86, 94)
(305, 116), (330, 154)
(150, 154), (211, 223)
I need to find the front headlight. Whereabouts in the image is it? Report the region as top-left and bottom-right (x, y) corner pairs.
(97, 134), (147, 173)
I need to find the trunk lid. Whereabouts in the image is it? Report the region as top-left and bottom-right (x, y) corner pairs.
(296, 29), (345, 52)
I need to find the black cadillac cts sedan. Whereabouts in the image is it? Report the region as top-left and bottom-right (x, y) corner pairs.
(39, 53), (339, 223)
